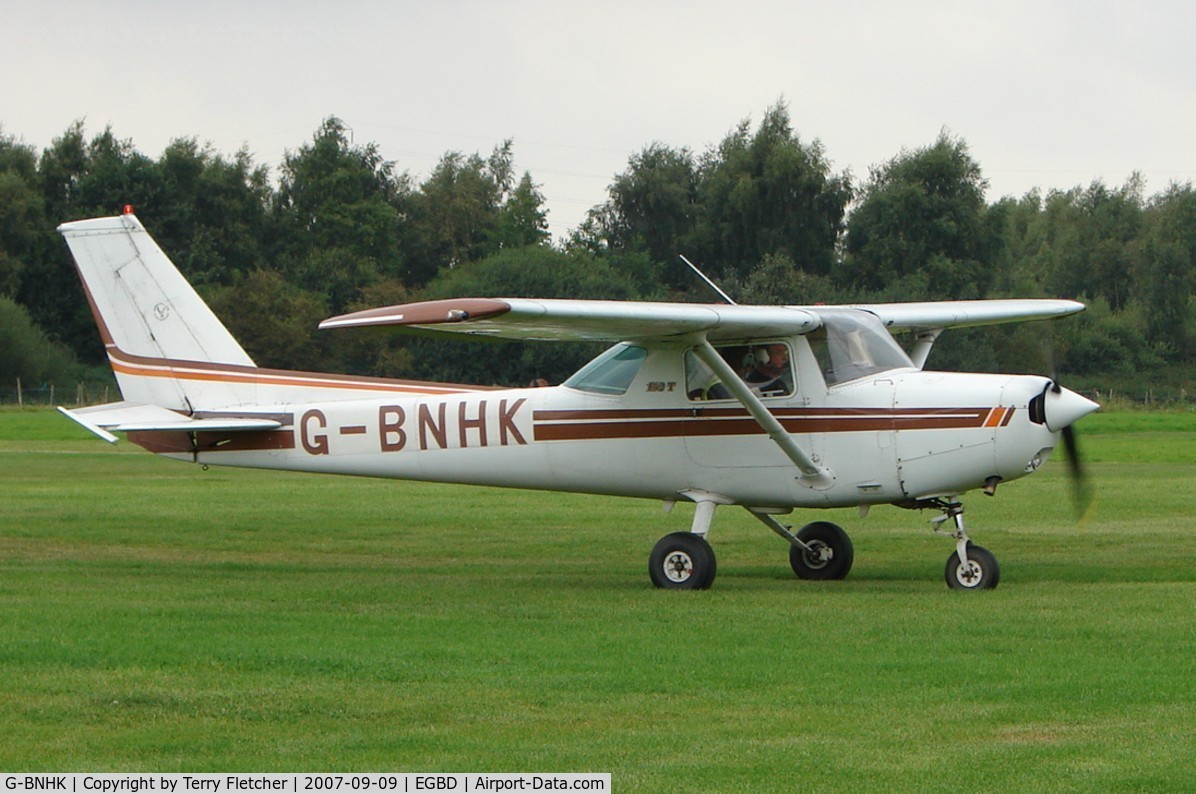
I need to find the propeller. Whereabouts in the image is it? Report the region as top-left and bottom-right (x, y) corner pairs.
(1044, 377), (1098, 518)
(1037, 331), (1097, 517)
(1059, 419), (1094, 517)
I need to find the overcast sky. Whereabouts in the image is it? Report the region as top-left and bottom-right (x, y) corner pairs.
(4, 0), (1194, 239)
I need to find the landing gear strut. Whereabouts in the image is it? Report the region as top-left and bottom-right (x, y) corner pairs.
(931, 500), (1001, 590)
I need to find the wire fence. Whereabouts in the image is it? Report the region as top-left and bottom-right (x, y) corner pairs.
(1, 380), (116, 407)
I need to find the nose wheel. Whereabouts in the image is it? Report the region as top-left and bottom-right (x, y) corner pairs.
(945, 541), (1000, 589)
(932, 500), (1001, 590)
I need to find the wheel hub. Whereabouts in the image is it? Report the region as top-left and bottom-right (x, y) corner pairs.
(955, 560), (984, 587)
(663, 551), (694, 583)
(803, 540), (832, 569)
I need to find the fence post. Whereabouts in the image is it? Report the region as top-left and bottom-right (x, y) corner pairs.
(16, 377), (21, 407)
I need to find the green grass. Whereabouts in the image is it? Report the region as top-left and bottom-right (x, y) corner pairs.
(1, 407), (1193, 790)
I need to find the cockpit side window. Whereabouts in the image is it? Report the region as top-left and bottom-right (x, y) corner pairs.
(808, 311), (914, 386)
(685, 342), (794, 401)
(564, 343), (648, 395)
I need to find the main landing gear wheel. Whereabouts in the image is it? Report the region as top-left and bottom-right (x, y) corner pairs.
(789, 521), (854, 580)
(649, 532), (717, 590)
(945, 542), (1000, 590)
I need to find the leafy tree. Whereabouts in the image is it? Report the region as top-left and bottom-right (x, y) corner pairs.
(730, 252), (844, 306)
(601, 142), (700, 287)
(985, 192), (1056, 297)
(333, 277), (416, 377)
(202, 269), (329, 371)
(37, 121), (88, 226)
(272, 117), (408, 313)
(152, 138), (272, 285)
(843, 132), (991, 299)
(1039, 178), (1144, 308)
(1054, 297), (1166, 376)
(72, 127), (162, 216)
(698, 103), (851, 282)
(577, 103), (850, 295)
(22, 124), (164, 363)
(404, 141), (548, 287)
(1133, 183), (1196, 357)
(0, 131), (43, 297)
(493, 171), (550, 250)
(0, 295), (78, 386)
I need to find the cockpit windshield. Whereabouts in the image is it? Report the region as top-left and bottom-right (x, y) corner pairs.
(807, 310), (914, 386)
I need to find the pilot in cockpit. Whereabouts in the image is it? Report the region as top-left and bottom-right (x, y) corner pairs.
(745, 343), (793, 397)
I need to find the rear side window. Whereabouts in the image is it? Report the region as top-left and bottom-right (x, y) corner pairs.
(564, 344), (648, 395)
(808, 310), (914, 385)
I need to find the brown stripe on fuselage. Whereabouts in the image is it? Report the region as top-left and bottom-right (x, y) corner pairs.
(532, 407), (1008, 442)
(126, 429), (297, 454)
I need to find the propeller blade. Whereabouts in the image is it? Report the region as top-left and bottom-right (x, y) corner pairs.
(1060, 424), (1094, 517)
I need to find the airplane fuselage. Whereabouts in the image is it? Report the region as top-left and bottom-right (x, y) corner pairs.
(129, 344), (1065, 511)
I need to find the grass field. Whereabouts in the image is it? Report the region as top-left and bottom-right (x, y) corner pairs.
(2, 408), (1193, 790)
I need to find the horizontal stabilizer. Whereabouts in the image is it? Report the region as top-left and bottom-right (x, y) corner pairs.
(59, 401), (282, 444)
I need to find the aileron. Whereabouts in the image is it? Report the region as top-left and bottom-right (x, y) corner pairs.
(847, 299), (1085, 330)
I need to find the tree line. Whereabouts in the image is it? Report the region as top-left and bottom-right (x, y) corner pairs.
(2, 104), (1192, 398)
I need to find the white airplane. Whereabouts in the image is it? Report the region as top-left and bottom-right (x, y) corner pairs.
(57, 210), (1098, 590)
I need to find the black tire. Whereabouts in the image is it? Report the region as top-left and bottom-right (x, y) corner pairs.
(649, 532), (717, 590)
(789, 521), (854, 580)
(945, 542), (1000, 590)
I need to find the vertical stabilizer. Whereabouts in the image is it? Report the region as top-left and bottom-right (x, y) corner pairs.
(59, 212), (257, 410)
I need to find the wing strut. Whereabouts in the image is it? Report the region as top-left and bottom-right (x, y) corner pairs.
(691, 340), (834, 490)
(909, 328), (943, 369)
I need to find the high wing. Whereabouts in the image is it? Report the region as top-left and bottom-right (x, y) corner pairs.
(320, 296), (1084, 343)
(319, 298), (822, 342)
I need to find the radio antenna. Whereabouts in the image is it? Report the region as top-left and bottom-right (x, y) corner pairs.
(679, 254), (737, 305)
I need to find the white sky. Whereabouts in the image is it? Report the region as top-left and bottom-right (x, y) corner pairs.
(4, 0), (1194, 240)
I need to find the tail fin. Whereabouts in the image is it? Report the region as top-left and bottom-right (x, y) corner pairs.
(59, 211), (257, 411)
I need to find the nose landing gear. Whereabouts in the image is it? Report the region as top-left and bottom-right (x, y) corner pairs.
(931, 500), (1001, 590)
